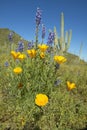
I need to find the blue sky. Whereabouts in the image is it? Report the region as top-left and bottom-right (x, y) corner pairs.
(0, 0), (87, 61)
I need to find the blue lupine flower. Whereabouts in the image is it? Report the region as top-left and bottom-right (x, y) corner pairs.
(8, 32), (13, 42)
(4, 61), (9, 67)
(54, 79), (61, 86)
(42, 24), (46, 39)
(35, 7), (42, 26)
(28, 40), (34, 50)
(17, 40), (24, 52)
(47, 32), (55, 46)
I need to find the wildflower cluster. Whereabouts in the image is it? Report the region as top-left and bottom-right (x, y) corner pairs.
(1, 7), (79, 130)
(8, 8), (76, 112)
(47, 31), (55, 46)
(10, 44), (69, 108)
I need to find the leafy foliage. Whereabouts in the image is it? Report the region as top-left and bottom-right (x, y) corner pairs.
(0, 38), (87, 130)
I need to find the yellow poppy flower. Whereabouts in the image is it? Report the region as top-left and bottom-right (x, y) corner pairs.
(35, 94), (48, 107)
(13, 67), (22, 74)
(38, 44), (49, 52)
(54, 55), (67, 64)
(67, 81), (76, 90)
(11, 51), (21, 59)
(40, 52), (45, 59)
(18, 54), (26, 60)
(27, 49), (36, 58)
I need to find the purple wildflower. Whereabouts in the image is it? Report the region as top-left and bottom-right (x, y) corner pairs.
(8, 32), (13, 42)
(35, 7), (42, 47)
(17, 40), (24, 52)
(4, 61), (9, 67)
(28, 40), (34, 50)
(47, 32), (55, 46)
(54, 79), (61, 86)
(35, 8), (42, 26)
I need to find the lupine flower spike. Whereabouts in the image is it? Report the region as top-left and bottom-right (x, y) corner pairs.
(35, 7), (42, 48)
(35, 8), (42, 26)
(28, 40), (34, 50)
(47, 31), (55, 46)
(17, 40), (24, 52)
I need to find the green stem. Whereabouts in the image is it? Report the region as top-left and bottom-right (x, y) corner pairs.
(35, 25), (39, 48)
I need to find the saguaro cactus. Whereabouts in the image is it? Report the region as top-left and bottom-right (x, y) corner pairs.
(60, 12), (64, 51)
(53, 13), (72, 54)
(59, 12), (72, 52)
(65, 30), (72, 52)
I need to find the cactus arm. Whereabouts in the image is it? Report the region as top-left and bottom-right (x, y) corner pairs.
(60, 12), (64, 51)
(64, 30), (72, 52)
(54, 26), (58, 46)
(68, 30), (72, 49)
